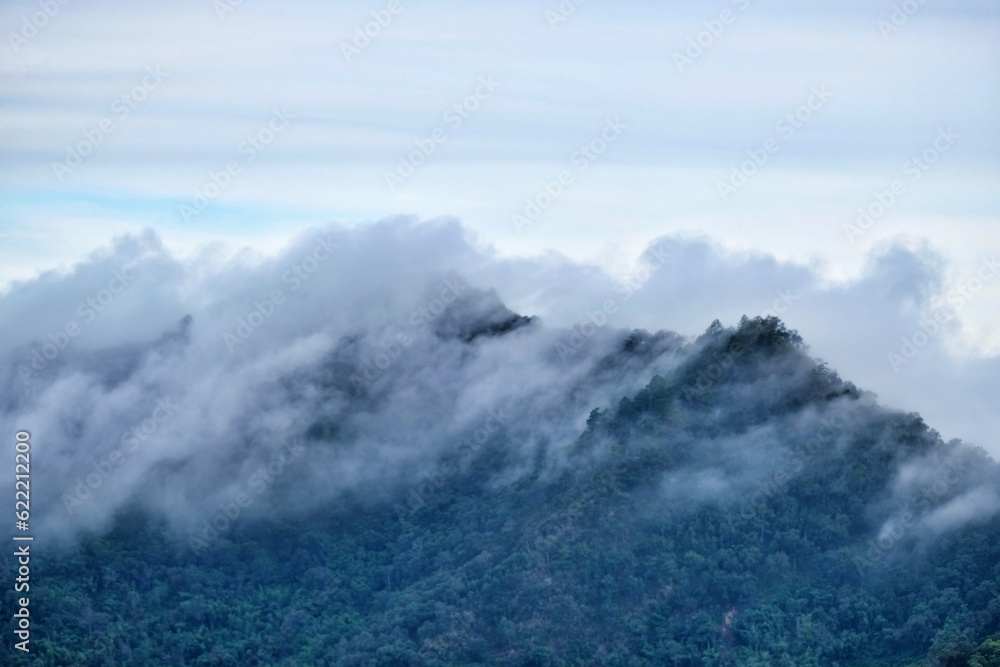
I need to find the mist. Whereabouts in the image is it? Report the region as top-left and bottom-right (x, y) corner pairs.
(1, 217), (996, 549)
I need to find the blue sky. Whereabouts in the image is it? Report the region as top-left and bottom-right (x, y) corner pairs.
(1, 0), (999, 447)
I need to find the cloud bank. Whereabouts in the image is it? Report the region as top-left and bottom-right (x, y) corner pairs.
(1, 217), (996, 547)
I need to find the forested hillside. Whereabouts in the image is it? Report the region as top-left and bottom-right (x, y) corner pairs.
(4, 316), (999, 666)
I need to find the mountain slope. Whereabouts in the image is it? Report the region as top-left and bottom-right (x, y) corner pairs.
(3, 315), (999, 666)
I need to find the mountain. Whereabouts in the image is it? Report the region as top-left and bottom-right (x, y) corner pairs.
(3, 313), (999, 666)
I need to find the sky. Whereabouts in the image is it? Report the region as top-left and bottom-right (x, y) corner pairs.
(1, 1), (999, 459)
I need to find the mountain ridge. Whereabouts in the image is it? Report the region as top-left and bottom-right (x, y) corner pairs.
(5, 312), (999, 665)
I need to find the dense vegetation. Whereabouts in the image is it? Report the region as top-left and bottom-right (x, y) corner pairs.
(4, 316), (999, 666)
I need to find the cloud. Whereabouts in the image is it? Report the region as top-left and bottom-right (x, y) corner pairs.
(616, 235), (999, 454)
(0, 218), (685, 545)
(922, 486), (1000, 536)
(1, 217), (997, 549)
